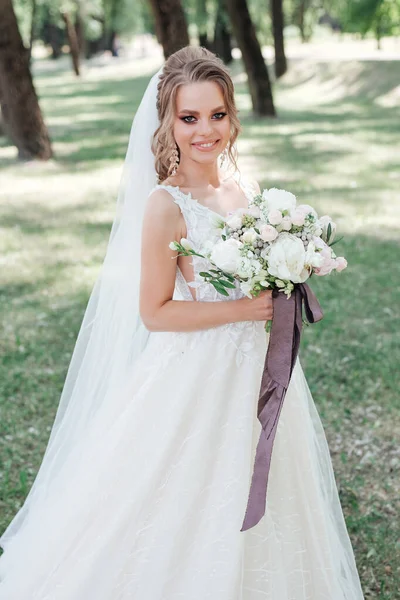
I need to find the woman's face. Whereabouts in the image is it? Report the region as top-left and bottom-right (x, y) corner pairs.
(173, 81), (231, 166)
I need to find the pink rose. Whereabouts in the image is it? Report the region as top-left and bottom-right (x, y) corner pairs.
(260, 224), (279, 242)
(291, 208), (306, 227)
(335, 256), (348, 272)
(313, 238), (336, 276)
(268, 209), (283, 225)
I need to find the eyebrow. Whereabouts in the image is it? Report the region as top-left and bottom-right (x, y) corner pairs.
(178, 105), (226, 115)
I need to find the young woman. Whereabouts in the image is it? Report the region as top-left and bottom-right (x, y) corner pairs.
(0, 46), (365, 599)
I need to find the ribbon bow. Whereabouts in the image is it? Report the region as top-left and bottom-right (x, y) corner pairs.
(240, 282), (323, 531)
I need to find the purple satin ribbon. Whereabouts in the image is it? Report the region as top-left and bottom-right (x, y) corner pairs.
(240, 282), (323, 532)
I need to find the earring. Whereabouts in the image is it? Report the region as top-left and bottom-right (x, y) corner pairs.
(168, 144), (179, 177)
(220, 147), (228, 168)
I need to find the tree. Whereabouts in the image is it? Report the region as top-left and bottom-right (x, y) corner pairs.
(293, 0), (313, 43)
(61, 10), (80, 75)
(345, 0), (400, 49)
(226, 0), (276, 116)
(214, 0), (233, 63)
(196, 0), (210, 47)
(0, 0), (53, 160)
(271, 0), (287, 77)
(148, 0), (190, 58)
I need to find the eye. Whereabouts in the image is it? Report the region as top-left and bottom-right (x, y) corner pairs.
(180, 112), (227, 124)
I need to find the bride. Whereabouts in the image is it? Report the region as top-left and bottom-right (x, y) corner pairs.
(0, 46), (364, 599)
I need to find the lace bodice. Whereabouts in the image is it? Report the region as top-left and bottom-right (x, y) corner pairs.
(147, 172), (266, 366)
(149, 172), (257, 303)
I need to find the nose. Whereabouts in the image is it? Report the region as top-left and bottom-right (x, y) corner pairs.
(196, 117), (214, 137)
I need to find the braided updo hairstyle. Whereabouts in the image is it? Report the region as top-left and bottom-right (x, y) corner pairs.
(151, 46), (241, 183)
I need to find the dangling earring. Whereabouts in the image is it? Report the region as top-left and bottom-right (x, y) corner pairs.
(168, 144), (179, 177)
(220, 147), (228, 168)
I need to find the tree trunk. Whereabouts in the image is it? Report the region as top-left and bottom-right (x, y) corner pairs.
(214, 0), (233, 63)
(0, 0), (53, 160)
(148, 0), (190, 59)
(46, 21), (63, 59)
(61, 11), (80, 75)
(196, 0), (209, 48)
(295, 0), (309, 43)
(271, 0), (287, 78)
(75, 5), (86, 58)
(226, 0), (276, 116)
(106, 0), (122, 56)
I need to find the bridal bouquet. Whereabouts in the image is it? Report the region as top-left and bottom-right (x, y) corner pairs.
(170, 187), (347, 310)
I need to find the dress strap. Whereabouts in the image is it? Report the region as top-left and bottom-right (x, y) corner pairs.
(148, 184), (191, 212)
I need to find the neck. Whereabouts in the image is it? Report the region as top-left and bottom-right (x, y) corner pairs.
(175, 156), (224, 189)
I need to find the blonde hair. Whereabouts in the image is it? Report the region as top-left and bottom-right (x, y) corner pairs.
(151, 46), (241, 183)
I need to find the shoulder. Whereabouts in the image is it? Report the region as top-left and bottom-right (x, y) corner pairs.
(145, 187), (181, 220)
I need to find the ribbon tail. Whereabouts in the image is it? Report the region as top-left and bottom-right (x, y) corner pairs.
(240, 382), (286, 531)
(240, 284), (323, 533)
(299, 282), (324, 324)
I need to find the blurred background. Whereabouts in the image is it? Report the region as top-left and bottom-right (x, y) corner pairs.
(0, 1), (399, 596)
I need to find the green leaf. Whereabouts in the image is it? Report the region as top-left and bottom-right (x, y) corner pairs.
(330, 236), (344, 247)
(327, 222), (332, 241)
(218, 279), (236, 289)
(199, 271), (211, 278)
(211, 281), (229, 296)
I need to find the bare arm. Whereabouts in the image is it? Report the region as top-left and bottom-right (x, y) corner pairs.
(139, 189), (272, 332)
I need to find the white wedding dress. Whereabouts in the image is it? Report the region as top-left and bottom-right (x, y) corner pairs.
(0, 175), (364, 600)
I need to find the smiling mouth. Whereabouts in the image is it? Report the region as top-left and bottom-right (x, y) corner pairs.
(192, 140), (219, 149)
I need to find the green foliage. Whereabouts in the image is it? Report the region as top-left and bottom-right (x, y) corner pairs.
(330, 0), (400, 39)
(12, 0), (147, 52)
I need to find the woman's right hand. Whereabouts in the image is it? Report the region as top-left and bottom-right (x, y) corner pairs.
(236, 290), (273, 323)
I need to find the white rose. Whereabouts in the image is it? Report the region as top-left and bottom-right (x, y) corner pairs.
(210, 238), (242, 274)
(297, 204), (318, 219)
(237, 257), (253, 278)
(281, 216), (292, 231)
(267, 232), (309, 283)
(242, 227), (258, 244)
(169, 241), (179, 251)
(248, 206), (261, 218)
(304, 241), (323, 269)
(262, 188), (297, 212)
(226, 214), (243, 230)
(268, 209), (283, 225)
(260, 224), (278, 242)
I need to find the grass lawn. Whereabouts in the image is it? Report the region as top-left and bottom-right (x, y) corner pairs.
(1, 41), (399, 597)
